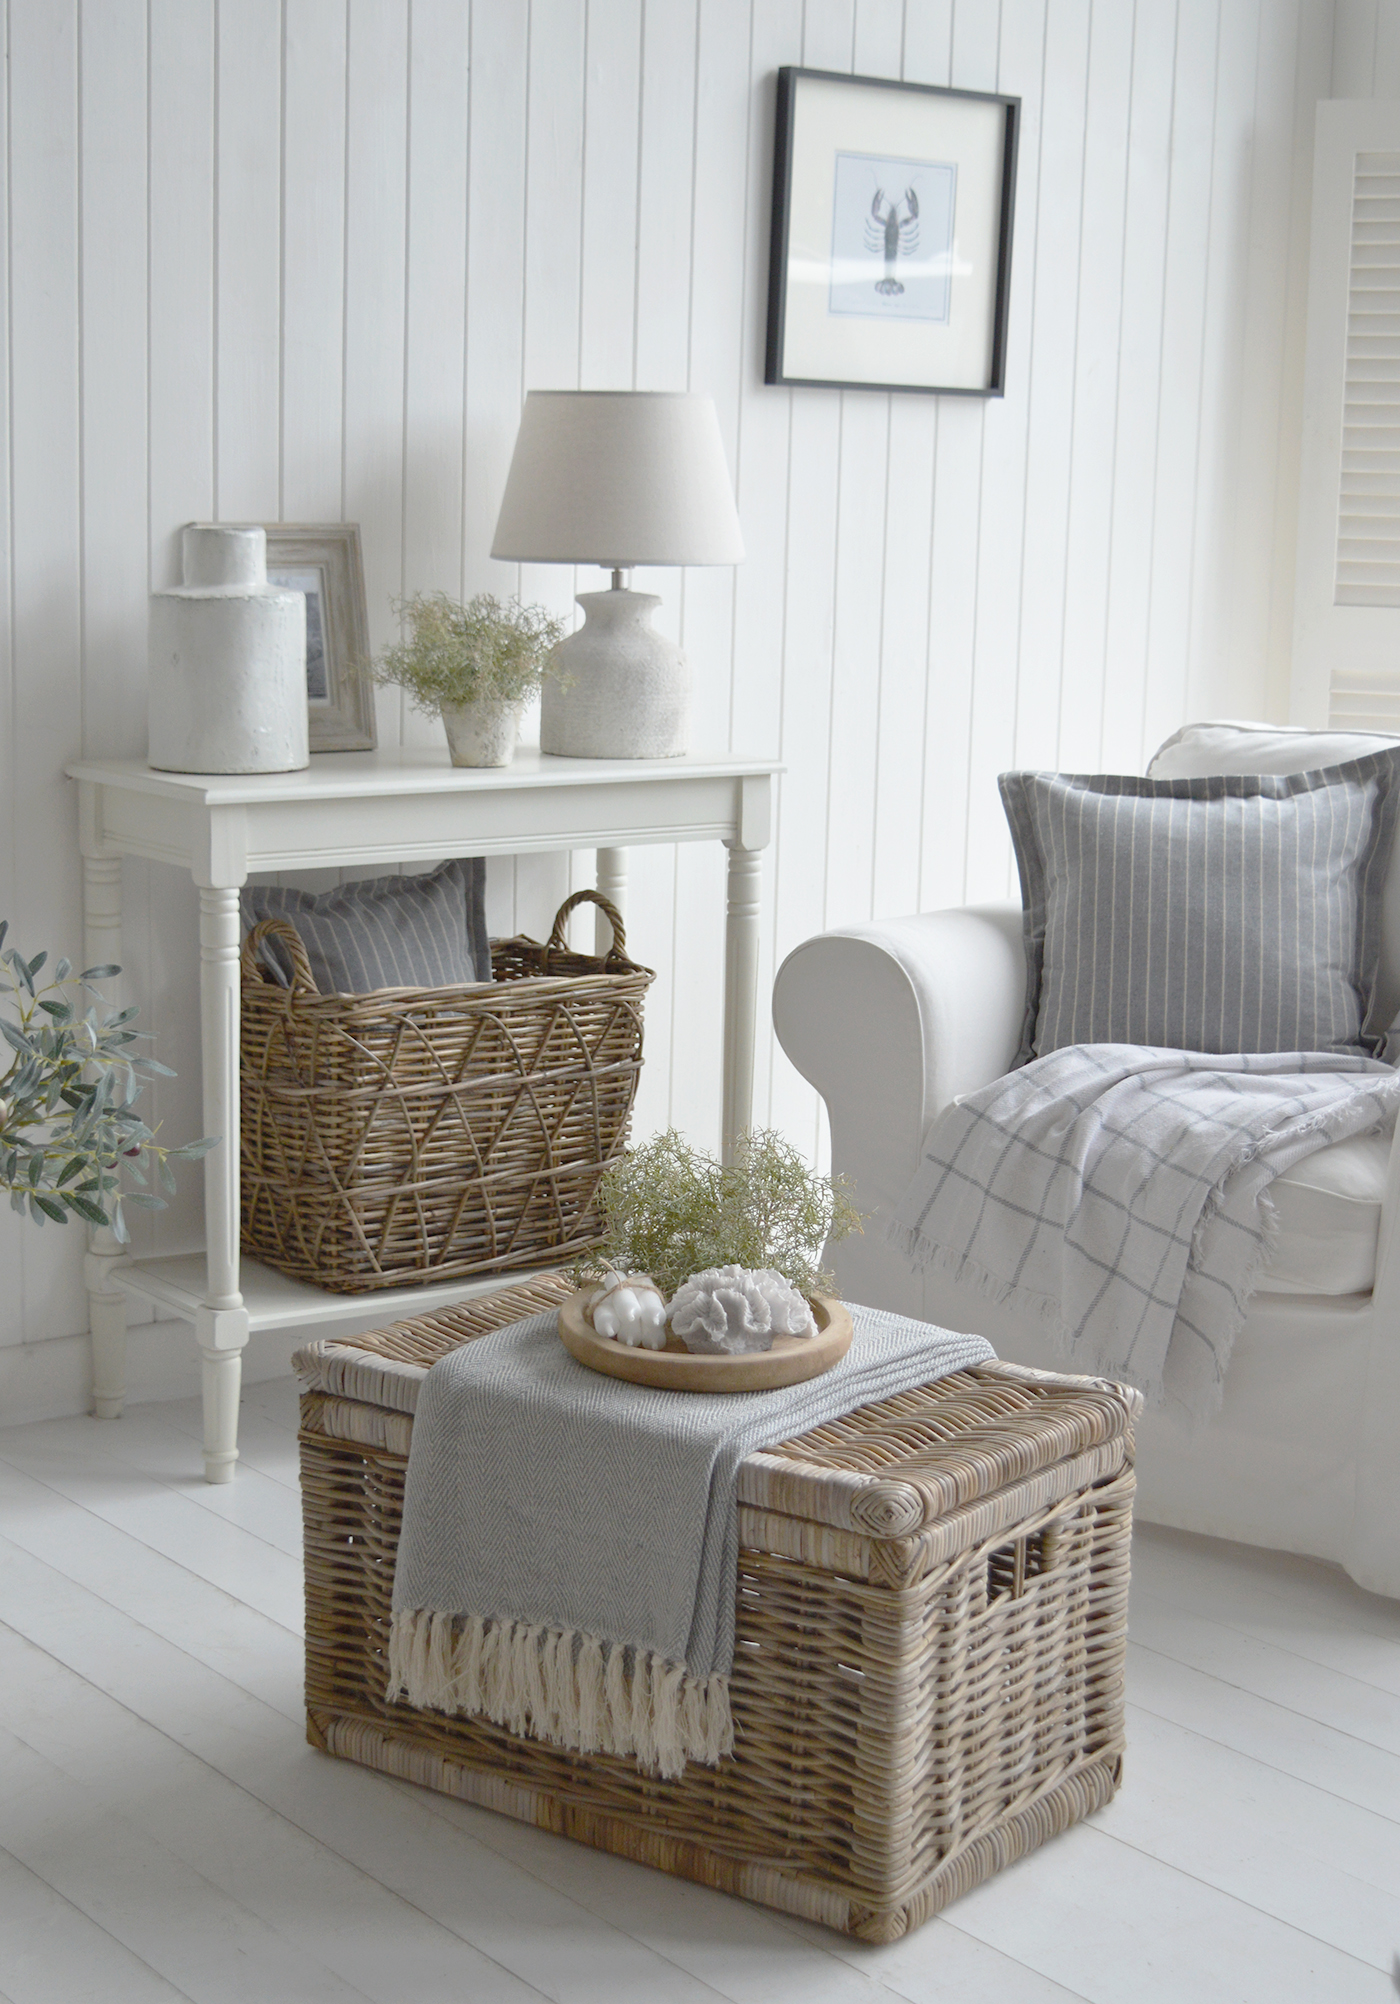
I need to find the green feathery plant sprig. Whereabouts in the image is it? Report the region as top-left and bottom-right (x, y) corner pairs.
(0, 921), (216, 1243)
(585, 1127), (864, 1300)
(372, 591), (567, 713)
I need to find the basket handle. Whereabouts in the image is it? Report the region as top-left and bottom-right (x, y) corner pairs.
(241, 916), (321, 995)
(546, 890), (629, 967)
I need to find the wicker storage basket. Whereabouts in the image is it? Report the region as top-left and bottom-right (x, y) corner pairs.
(297, 1277), (1140, 1943)
(240, 891), (651, 1292)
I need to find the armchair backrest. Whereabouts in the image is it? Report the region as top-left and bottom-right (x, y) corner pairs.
(1148, 719), (1400, 1035)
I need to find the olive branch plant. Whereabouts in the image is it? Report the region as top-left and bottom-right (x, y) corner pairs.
(0, 921), (216, 1243)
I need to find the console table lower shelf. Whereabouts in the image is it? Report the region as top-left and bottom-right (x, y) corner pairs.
(109, 1252), (563, 1449)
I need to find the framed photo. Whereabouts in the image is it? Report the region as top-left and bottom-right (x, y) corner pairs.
(261, 522), (376, 752)
(765, 67), (1018, 397)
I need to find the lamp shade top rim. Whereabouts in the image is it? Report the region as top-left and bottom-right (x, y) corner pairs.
(490, 389), (745, 567)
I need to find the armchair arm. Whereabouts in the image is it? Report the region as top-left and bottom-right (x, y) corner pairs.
(772, 904), (1026, 1270)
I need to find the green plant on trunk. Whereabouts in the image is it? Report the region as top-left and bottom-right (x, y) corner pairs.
(587, 1127), (863, 1300)
(372, 591), (567, 713)
(0, 922), (216, 1243)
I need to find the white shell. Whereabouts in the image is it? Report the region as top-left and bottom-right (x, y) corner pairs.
(589, 1269), (668, 1349)
(669, 1265), (816, 1356)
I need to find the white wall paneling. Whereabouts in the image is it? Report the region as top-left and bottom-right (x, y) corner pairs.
(0, 0), (1382, 1414)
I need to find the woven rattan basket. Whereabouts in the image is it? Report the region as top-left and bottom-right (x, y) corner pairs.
(297, 1277), (1140, 1942)
(240, 891), (652, 1292)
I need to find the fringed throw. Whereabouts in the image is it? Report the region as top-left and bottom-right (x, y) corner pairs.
(387, 1611), (730, 1779)
(390, 1306), (993, 1777)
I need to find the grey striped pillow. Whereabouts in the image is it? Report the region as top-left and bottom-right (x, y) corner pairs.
(999, 751), (1400, 1065)
(241, 857), (491, 993)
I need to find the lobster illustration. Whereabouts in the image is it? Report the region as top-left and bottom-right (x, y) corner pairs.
(864, 185), (920, 295)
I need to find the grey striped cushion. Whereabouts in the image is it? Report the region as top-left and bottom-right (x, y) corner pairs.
(241, 857), (491, 993)
(999, 751), (1400, 1064)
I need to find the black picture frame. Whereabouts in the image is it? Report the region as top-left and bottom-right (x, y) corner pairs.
(765, 66), (1019, 397)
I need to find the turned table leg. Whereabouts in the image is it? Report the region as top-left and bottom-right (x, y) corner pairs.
(197, 886), (249, 1482)
(82, 853), (128, 1419)
(595, 846), (628, 956)
(722, 842), (762, 1165)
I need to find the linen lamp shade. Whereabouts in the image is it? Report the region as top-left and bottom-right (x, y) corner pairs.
(490, 391), (744, 760)
(490, 392), (745, 568)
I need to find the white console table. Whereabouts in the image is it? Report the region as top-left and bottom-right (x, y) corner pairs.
(66, 748), (778, 1481)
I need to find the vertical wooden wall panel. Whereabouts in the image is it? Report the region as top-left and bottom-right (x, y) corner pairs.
(1099, 0), (1178, 772)
(1012, 0), (1090, 773)
(281, 0), (348, 523)
(401, 0), (469, 744)
(1185, 0), (1264, 724)
(963, 0), (1045, 904)
(9, 0), (84, 1342)
(215, 0), (284, 521)
(668, 0), (750, 1149)
(343, 0), (408, 748)
(1056, 0), (1134, 774)
(1141, 0), (1221, 762)
(0, 0), (1370, 1372)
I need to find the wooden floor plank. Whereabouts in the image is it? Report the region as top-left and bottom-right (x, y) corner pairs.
(1129, 1585), (1400, 1755)
(0, 1458), (304, 1720)
(935, 1817), (1385, 2003)
(1127, 1640), (1400, 1823)
(0, 1845), (188, 2004)
(1101, 1706), (1400, 1968)
(1132, 1523), (1400, 1697)
(0, 1429), (303, 1631)
(0, 1626), (546, 2004)
(0, 1542), (749, 2004)
(0, 1724), (371, 2004)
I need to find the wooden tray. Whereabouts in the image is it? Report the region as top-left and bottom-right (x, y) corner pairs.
(557, 1288), (853, 1391)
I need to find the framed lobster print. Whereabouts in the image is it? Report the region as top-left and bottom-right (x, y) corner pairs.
(765, 68), (1019, 396)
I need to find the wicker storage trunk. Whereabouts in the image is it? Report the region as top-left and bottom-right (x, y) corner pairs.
(297, 1277), (1140, 1943)
(240, 891), (651, 1292)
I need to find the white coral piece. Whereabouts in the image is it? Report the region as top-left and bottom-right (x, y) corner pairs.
(669, 1265), (816, 1356)
(589, 1270), (668, 1349)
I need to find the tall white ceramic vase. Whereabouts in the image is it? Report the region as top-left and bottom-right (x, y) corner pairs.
(148, 524), (309, 774)
(540, 589), (689, 759)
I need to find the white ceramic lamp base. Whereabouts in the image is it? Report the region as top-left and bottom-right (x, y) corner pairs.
(541, 589), (689, 760)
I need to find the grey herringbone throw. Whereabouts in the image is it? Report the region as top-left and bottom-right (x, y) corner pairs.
(892, 1044), (1400, 1423)
(389, 1304), (992, 1776)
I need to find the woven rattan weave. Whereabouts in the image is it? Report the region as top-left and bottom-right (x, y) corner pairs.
(241, 891), (652, 1292)
(298, 1279), (1139, 1941)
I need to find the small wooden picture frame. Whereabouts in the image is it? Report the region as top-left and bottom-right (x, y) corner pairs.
(765, 66), (1019, 397)
(261, 523), (376, 752)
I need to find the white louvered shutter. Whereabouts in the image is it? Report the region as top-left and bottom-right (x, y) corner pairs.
(1294, 103), (1400, 728)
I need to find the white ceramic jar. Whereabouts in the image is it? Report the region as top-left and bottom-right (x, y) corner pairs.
(148, 524), (309, 774)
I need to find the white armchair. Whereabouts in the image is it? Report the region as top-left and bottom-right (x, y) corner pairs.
(775, 724), (1400, 1600)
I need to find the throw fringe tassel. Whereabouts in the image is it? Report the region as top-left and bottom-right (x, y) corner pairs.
(387, 1609), (733, 1780)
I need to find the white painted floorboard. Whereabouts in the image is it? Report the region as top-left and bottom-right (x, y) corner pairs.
(0, 1387), (1396, 2004)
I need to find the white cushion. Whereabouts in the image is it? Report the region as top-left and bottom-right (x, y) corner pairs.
(1147, 719), (1400, 1040)
(1257, 1129), (1390, 1296)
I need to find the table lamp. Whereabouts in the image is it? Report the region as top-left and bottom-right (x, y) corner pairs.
(490, 391), (745, 758)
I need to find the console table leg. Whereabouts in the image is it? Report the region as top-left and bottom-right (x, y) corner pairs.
(595, 847), (628, 956)
(82, 853), (128, 1417)
(198, 886), (247, 1481)
(196, 1305), (246, 1484)
(722, 843), (762, 1164)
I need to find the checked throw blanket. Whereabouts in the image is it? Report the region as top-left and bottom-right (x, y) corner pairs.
(389, 1304), (992, 1778)
(891, 1045), (1400, 1424)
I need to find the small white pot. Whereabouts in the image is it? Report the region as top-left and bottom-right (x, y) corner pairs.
(440, 698), (520, 768)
